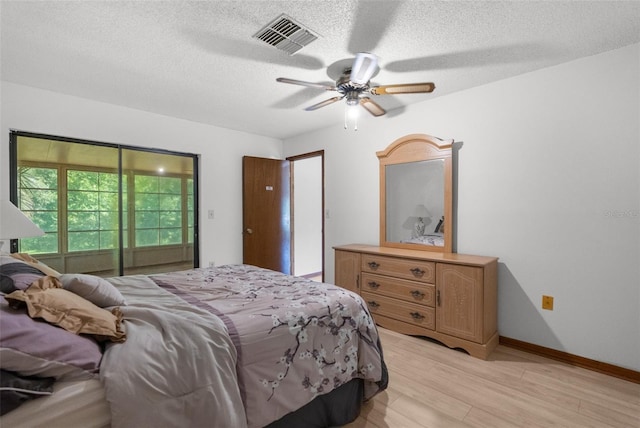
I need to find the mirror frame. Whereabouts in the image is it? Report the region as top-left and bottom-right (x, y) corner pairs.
(377, 133), (454, 253)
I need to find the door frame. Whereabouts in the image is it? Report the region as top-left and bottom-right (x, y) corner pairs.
(287, 150), (325, 282)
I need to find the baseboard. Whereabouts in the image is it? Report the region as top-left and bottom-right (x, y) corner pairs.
(300, 271), (322, 279)
(499, 336), (640, 384)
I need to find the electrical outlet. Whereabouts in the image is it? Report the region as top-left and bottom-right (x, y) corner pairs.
(208, 261), (215, 268)
(542, 295), (554, 310)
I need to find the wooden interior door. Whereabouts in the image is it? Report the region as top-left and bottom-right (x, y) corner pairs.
(242, 156), (291, 274)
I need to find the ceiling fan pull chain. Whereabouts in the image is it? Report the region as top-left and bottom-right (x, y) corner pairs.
(344, 108), (348, 130)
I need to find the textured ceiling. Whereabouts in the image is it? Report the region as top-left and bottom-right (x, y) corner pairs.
(1, 1), (639, 140)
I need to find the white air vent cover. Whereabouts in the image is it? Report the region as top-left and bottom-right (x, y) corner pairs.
(253, 14), (318, 55)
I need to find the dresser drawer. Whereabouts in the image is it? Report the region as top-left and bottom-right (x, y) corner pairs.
(362, 254), (435, 283)
(361, 273), (435, 306)
(362, 291), (435, 330)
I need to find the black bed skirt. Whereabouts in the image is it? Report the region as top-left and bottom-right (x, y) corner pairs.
(265, 378), (364, 428)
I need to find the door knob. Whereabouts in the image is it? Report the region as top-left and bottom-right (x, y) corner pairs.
(245, 228), (253, 234)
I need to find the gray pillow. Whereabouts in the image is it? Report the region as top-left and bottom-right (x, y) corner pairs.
(60, 273), (126, 307)
(0, 255), (45, 293)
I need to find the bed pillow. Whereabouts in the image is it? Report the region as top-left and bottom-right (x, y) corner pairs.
(4, 276), (126, 343)
(60, 273), (126, 307)
(0, 369), (55, 416)
(8, 253), (61, 277)
(0, 255), (46, 293)
(0, 296), (103, 381)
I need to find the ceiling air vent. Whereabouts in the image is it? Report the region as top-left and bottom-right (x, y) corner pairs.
(253, 14), (318, 55)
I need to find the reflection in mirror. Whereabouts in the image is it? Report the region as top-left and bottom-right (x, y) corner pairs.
(385, 159), (444, 246)
(378, 133), (453, 253)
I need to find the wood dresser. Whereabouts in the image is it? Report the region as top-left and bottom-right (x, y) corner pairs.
(334, 244), (498, 359)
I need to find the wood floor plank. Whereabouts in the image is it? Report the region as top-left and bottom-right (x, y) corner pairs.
(386, 371), (471, 420)
(578, 398), (640, 428)
(351, 327), (640, 428)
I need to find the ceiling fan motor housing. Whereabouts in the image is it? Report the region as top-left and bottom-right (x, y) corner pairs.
(336, 71), (369, 105)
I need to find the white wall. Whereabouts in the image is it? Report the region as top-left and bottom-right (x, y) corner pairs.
(283, 44), (640, 371)
(0, 82), (283, 266)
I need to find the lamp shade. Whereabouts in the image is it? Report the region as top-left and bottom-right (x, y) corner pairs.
(0, 200), (45, 240)
(413, 204), (432, 219)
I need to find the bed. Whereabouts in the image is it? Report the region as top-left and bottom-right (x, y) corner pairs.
(401, 232), (445, 247)
(1, 253), (388, 427)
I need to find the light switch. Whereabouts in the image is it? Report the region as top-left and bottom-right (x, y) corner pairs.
(208, 210), (215, 219)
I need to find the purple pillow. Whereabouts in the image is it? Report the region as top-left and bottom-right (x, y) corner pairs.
(0, 297), (103, 381)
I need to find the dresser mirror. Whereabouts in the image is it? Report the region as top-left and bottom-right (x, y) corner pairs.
(377, 134), (454, 253)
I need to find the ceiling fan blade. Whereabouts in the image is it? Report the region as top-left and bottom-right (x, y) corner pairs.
(360, 97), (386, 117)
(371, 82), (435, 95)
(304, 96), (343, 111)
(276, 78), (336, 91)
(350, 52), (379, 85)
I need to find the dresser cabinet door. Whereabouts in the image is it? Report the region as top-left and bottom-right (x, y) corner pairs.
(334, 250), (361, 293)
(436, 263), (484, 343)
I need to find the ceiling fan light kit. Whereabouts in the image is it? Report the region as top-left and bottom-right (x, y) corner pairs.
(350, 52), (379, 84)
(277, 52), (436, 126)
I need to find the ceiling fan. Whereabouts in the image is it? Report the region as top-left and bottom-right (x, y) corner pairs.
(276, 52), (435, 118)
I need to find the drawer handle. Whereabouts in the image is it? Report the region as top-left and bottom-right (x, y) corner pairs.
(367, 301), (380, 309)
(368, 261), (380, 269)
(410, 290), (425, 299)
(437, 290), (441, 307)
(367, 281), (380, 289)
(410, 267), (425, 277)
(409, 312), (425, 320)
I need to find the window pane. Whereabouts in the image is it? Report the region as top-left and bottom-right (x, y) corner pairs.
(135, 175), (158, 193)
(160, 228), (182, 245)
(136, 211), (159, 228)
(159, 177), (181, 194)
(187, 178), (194, 243)
(68, 211), (99, 231)
(68, 189), (99, 209)
(136, 193), (159, 210)
(68, 170), (98, 191)
(68, 231), (100, 251)
(67, 170), (120, 253)
(136, 229), (159, 247)
(100, 191), (119, 210)
(159, 194), (181, 210)
(20, 233), (58, 254)
(100, 230), (118, 249)
(99, 172), (119, 191)
(160, 211), (181, 228)
(17, 166), (58, 254)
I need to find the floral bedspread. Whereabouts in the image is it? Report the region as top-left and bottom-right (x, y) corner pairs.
(150, 264), (387, 428)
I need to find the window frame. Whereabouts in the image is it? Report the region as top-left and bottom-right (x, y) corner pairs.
(9, 130), (200, 275)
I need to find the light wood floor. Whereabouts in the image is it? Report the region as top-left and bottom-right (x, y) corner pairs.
(346, 327), (640, 428)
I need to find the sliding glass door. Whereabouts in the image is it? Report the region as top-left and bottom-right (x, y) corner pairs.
(10, 131), (198, 276)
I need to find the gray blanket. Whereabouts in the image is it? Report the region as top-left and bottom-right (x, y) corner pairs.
(102, 274), (247, 428)
(102, 265), (386, 428)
